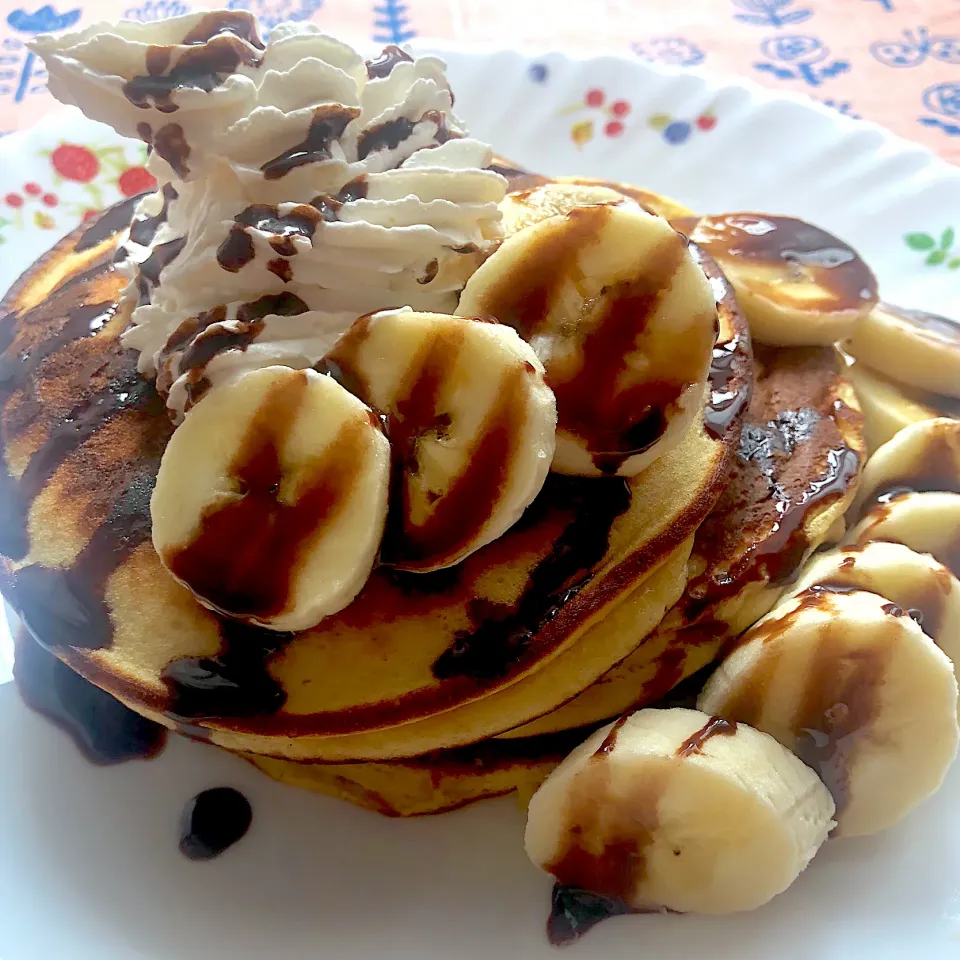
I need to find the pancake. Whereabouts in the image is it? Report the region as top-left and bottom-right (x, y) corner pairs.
(0, 198), (747, 761)
(246, 726), (594, 818)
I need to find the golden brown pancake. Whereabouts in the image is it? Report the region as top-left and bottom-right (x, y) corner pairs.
(0, 197), (748, 762)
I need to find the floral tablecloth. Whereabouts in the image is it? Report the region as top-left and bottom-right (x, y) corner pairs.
(0, 1), (958, 159)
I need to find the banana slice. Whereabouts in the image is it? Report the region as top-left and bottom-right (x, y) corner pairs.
(843, 358), (959, 453)
(847, 491), (960, 577)
(498, 178), (694, 237)
(789, 541), (960, 674)
(525, 707), (835, 914)
(151, 365), (390, 631)
(324, 309), (556, 572)
(852, 417), (960, 515)
(457, 203), (718, 477)
(498, 181), (631, 237)
(698, 588), (959, 836)
(557, 177), (695, 221)
(675, 214), (878, 347)
(846, 302), (960, 399)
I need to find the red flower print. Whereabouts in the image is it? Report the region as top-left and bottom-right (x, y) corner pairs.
(23, 182), (42, 196)
(5, 193), (23, 208)
(42, 193), (58, 207)
(51, 144), (100, 183)
(585, 88), (605, 107)
(611, 100), (631, 118)
(117, 166), (157, 197)
(605, 120), (625, 137)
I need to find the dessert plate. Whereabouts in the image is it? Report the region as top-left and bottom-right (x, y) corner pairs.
(1, 45), (960, 960)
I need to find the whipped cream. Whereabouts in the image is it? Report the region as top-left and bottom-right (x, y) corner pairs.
(33, 12), (506, 419)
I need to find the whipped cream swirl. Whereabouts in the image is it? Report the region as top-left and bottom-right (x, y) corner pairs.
(33, 12), (506, 419)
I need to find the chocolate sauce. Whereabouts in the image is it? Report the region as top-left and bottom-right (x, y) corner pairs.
(129, 183), (179, 247)
(488, 161), (551, 193)
(676, 716), (737, 757)
(216, 226), (255, 272)
(179, 786), (252, 860)
(164, 370), (363, 623)
(432, 475), (632, 681)
(310, 176), (369, 223)
(881, 602), (906, 617)
(15, 454), (163, 649)
(151, 123), (191, 179)
(75, 193), (146, 252)
(137, 235), (186, 304)
(14, 631), (167, 763)
(162, 620), (290, 721)
(547, 884), (633, 946)
(365, 44), (414, 79)
(690, 214), (878, 312)
(267, 257), (293, 282)
(123, 12), (264, 113)
(596, 712), (631, 755)
(356, 108), (454, 161)
(261, 105), (360, 180)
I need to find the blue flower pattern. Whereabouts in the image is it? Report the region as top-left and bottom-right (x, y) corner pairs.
(732, 0), (812, 29)
(633, 38), (706, 68)
(124, 0), (191, 20)
(871, 28), (960, 68)
(754, 34), (849, 86)
(2, 6), (80, 103)
(818, 98), (861, 119)
(919, 82), (960, 137)
(865, 0), (894, 10)
(372, 0), (415, 45)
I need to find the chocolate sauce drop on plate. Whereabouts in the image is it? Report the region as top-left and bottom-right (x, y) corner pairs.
(179, 786), (252, 860)
(14, 631), (167, 764)
(547, 883), (633, 946)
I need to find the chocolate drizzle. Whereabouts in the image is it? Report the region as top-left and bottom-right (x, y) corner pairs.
(129, 183), (179, 247)
(356, 108), (454, 162)
(75, 194), (146, 252)
(261, 105), (360, 180)
(676, 716), (737, 756)
(137, 235), (186, 305)
(179, 786), (252, 860)
(365, 44), (414, 79)
(431, 476), (632, 681)
(122, 12), (264, 112)
(14, 630), (167, 763)
(162, 621), (290, 722)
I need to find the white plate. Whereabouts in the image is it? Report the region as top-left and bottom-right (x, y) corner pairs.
(1, 46), (959, 960)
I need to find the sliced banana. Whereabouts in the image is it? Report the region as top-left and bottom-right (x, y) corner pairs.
(498, 178), (694, 237)
(525, 707), (835, 914)
(846, 302), (960, 399)
(557, 177), (695, 222)
(324, 309), (556, 572)
(457, 203), (718, 477)
(847, 491), (960, 578)
(152, 365), (390, 631)
(843, 358), (959, 453)
(676, 214), (878, 347)
(789, 541), (960, 675)
(498, 181), (631, 237)
(852, 417), (960, 515)
(698, 588), (959, 836)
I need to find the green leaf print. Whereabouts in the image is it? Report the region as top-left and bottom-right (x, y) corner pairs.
(906, 232), (936, 250)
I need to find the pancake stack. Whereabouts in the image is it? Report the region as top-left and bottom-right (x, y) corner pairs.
(0, 156), (886, 818)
